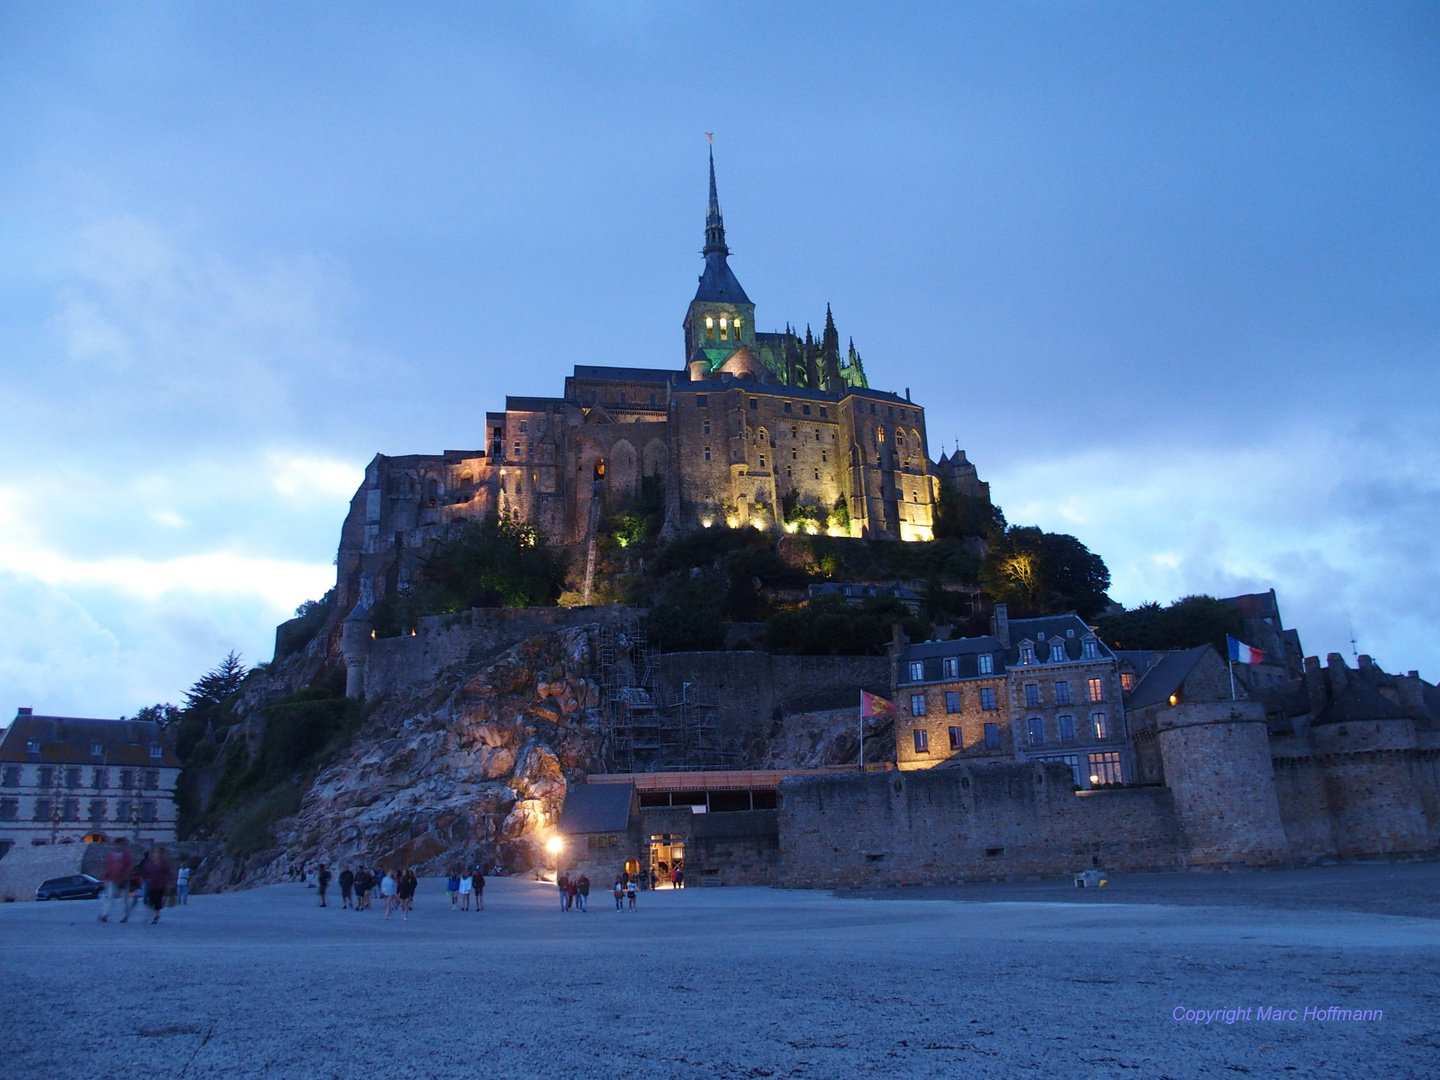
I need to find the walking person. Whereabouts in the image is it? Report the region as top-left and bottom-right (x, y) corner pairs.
(175, 864), (191, 905)
(380, 869), (399, 920)
(614, 877), (625, 911)
(458, 869), (472, 910)
(98, 841), (132, 923)
(339, 866), (355, 910)
(556, 873), (569, 913)
(576, 874), (590, 912)
(446, 871), (460, 908)
(565, 875), (577, 912)
(399, 869), (417, 919)
(143, 846), (172, 924)
(127, 853), (148, 921)
(471, 868), (485, 912)
(670, 867), (679, 889)
(626, 877), (637, 912)
(676, 866), (685, 890)
(317, 864), (332, 908)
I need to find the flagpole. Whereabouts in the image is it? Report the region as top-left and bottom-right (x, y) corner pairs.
(1229, 659), (1236, 701)
(858, 691), (865, 773)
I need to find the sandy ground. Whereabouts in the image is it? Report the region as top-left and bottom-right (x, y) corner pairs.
(2, 864), (1438, 1079)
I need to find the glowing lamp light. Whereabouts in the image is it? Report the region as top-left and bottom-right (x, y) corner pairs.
(784, 522), (798, 533)
(545, 836), (563, 855)
(1168, 693), (1179, 706)
(1089, 775), (1100, 785)
(700, 517), (714, 528)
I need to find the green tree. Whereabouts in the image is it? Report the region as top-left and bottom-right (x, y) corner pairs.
(934, 488), (1006, 542)
(766, 594), (931, 656)
(979, 527), (1110, 619)
(643, 581), (726, 652)
(1094, 595), (1244, 654)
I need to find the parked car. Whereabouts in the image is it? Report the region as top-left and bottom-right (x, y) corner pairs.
(35, 874), (104, 901)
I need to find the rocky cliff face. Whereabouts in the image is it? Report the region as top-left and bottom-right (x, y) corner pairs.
(222, 624), (608, 886)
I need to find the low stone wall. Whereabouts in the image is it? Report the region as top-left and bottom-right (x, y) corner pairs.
(349, 605), (623, 700)
(0, 842), (87, 902)
(775, 763), (1181, 888)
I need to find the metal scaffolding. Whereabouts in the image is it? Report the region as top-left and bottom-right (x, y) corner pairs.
(597, 611), (737, 773)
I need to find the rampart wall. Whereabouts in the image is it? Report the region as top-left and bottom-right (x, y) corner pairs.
(775, 763), (1180, 888)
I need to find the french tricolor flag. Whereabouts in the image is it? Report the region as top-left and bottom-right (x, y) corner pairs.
(1227, 635), (1265, 665)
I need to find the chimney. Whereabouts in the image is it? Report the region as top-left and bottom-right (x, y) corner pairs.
(992, 603), (1010, 647)
(17, 707), (32, 716)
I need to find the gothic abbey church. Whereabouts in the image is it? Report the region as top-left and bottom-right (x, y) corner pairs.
(338, 151), (985, 612)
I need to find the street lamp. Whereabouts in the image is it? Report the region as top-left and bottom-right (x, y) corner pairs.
(546, 836), (563, 879)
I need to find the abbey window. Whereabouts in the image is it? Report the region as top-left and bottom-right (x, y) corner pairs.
(719, 317), (728, 340)
(706, 316), (714, 341)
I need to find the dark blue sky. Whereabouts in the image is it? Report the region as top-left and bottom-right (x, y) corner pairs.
(1, 2), (1437, 713)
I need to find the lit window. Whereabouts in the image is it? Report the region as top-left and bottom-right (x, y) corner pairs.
(910, 694), (926, 717)
(942, 657), (959, 679)
(734, 318), (742, 337)
(1058, 715), (1076, 742)
(1055, 681), (1071, 705)
(1092, 712), (1109, 740)
(984, 723), (1001, 749)
(1024, 684), (1041, 707)
(1027, 718), (1045, 745)
(913, 729), (929, 754)
(1020, 645), (1035, 665)
(979, 688), (997, 711)
(1089, 751), (1122, 785)
(1088, 678), (1105, 704)
(978, 654), (994, 675)
(945, 691), (961, 714)
(720, 317), (728, 340)
(948, 726), (963, 751)
(878, 426), (886, 443)
(1120, 672), (1135, 691)
(706, 317), (714, 340)
(908, 661), (923, 681)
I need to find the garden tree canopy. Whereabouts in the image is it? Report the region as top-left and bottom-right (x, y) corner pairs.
(979, 526), (1111, 619)
(372, 513), (566, 635)
(1094, 595), (1245, 654)
(766, 594), (932, 656)
(934, 488), (1006, 543)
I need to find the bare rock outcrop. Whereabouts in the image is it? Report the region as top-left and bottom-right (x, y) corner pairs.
(235, 624), (607, 885)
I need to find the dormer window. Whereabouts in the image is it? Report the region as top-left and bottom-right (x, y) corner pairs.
(90, 742), (103, 758)
(1049, 642), (1066, 663)
(943, 657), (959, 679)
(1020, 644), (1035, 665)
(149, 745), (163, 760)
(1082, 639), (1099, 660)
(908, 661), (924, 682)
(977, 654), (994, 675)
(26, 740), (40, 755)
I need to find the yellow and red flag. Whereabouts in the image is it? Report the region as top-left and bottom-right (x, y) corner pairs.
(860, 691), (896, 718)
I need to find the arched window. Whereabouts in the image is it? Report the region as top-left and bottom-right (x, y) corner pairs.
(425, 478), (439, 502)
(895, 429), (905, 445)
(756, 427), (767, 444)
(733, 317), (742, 338)
(877, 425), (886, 444)
(719, 316), (729, 341)
(705, 316), (714, 341)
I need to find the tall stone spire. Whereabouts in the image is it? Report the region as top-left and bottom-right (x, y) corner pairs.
(704, 146), (728, 256)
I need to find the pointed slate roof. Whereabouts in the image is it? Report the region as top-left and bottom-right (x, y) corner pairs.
(693, 147), (752, 305)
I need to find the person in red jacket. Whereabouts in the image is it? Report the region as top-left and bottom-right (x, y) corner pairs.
(143, 847), (172, 925)
(98, 840), (132, 923)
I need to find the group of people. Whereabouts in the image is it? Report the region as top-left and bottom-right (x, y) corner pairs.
(308, 864), (486, 921)
(555, 873), (592, 911)
(97, 839), (190, 924)
(444, 869), (487, 910)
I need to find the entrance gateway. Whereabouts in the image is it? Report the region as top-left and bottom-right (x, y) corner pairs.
(649, 833), (685, 885)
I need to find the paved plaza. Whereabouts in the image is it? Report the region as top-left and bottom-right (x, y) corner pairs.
(2, 863), (1438, 1078)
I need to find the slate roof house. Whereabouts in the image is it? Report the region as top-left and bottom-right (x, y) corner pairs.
(0, 708), (182, 856)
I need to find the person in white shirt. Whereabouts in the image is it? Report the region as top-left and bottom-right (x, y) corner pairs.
(380, 871), (399, 920)
(176, 865), (192, 905)
(458, 871), (473, 911)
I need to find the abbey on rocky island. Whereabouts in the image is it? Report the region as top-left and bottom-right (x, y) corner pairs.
(336, 149), (987, 616)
